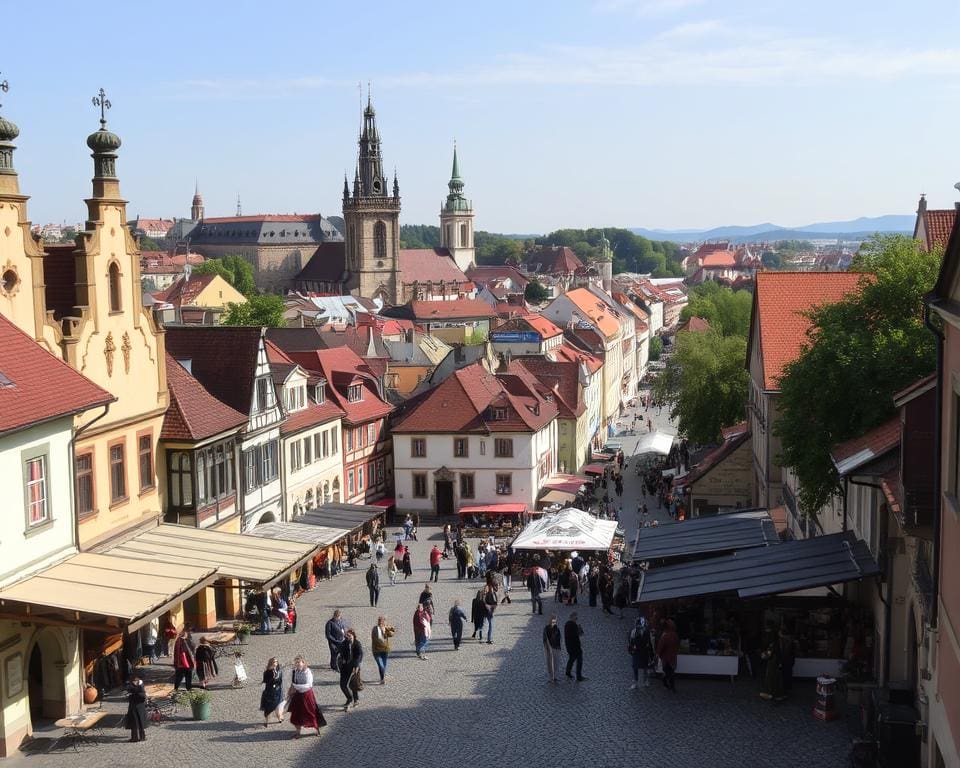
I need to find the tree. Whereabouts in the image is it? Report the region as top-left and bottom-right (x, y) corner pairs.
(653, 330), (749, 444)
(400, 224), (441, 249)
(775, 235), (941, 516)
(761, 251), (782, 269)
(193, 255), (256, 296)
(648, 336), (663, 361)
(524, 279), (549, 304)
(138, 235), (164, 251)
(680, 282), (753, 337)
(222, 294), (285, 328)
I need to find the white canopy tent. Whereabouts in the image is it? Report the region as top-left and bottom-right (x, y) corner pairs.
(635, 432), (674, 456)
(511, 508), (618, 551)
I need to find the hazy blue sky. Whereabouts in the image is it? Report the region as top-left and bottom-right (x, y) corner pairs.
(4, 0), (960, 232)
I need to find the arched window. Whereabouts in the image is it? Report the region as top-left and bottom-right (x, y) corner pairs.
(332, 477), (341, 502)
(374, 221), (387, 261)
(460, 223), (469, 247)
(108, 262), (122, 312)
(445, 224), (453, 247)
(304, 489), (313, 512)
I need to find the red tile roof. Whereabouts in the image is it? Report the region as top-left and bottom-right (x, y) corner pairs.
(280, 399), (345, 435)
(916, 208), (956, 252)
(676, 426), (750, 487)
(512, 358), (584, 419)
(562, 288), (622, 338)
(701, 252), (737, 268)
(154, 274), (218, 307)
(285, 346), (392, 426)
(161, 354), (247, 441)
(525, 246), (584, 274)
(466, 264), (530, 290)
(692, 243), (730, 259)
(750, 272), (864, 390)
(549, 343), (603, 374)
(677, 316), (712, 333)
(398, 248), (469, 284)
(400, 299), (498, 321)
(0, 314), (114, 435)
(830, 416), (900, 473)
(392, 361), (558, 434)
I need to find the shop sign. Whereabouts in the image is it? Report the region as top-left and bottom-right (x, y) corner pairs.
(5, 653), (23, 697)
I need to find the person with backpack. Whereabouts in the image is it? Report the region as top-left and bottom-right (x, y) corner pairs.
(448, 600), (468, 650)
(370, 615), (395, 685)
(628, 616), (655, 689)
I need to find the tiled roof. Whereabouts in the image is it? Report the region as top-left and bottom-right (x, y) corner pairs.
(678, 427), (750, 487)
(384, 299), (497, 322)
(524, 245), (584, 274)
(140, 251), (205, 274)
(466, 264), (530, 290)
(562, 288), (622, 338)
(165, 326), (264, 415)
(512, 358), (584, 419)
(398, 248), (469, 284)
(549, 343), (603, 374)
(295, 242), (348, 283)
(916, 208), (956, 252)
(677, 316), (712, 333)
(830, 416), (900, 475)
(285, 346), (392, 426)
(161, 354), (247, 441)
(692, 243), (730, 259)
(154, 274), (217, 307)
(392, 361), (557, 434)
(702, 252), (737, 268)
(0, 314), (114, 435)
(280, 399), (345, 435)
(750, 272), (863, 390)
(494, 314), (563, 339)
(132, 217), (174, 232)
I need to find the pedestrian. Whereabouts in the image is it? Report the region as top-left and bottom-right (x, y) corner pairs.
(260, 657), (285, 726)
(656, 618), (679, 693)
(628, 617), (655, 689)
(470, 588), (486, 641)
(600, 572), (614, 615)
(124, 676), (148, 742)
(614, 577), (629, 620)
(160, 617), (176, 657)
(564, 612), (586, 681)
(483, 582), (498, 644)
(418, 583), (435, 618)
(413, 602), (432, 659)
(337, 629), (363, 711)
(543, 614), (562, 684)
(429, 545), (442, 582)
(402, 549), (413, 580)
(759, 622), (784, 702)
(375, 539), (385, 564)
(394, 539), (405, 562)
(455, 542), (468, 579)
(195, 636), (218, 689)
(370, 616), (395, 685)
(465, 544), (476, 579)
(288, 655), (325, 737)
(387, 554), (399, 585)
(527, 566), (544, 615)
(172, 628), (195, 691)
(366, 563), (381, 607)
(647, 417), (652, 433)
(566, 570), (579, 606)
(403, 514), (414, 540)
(449, 599), (468, 650)
(144, 617), (159, 664)
(324, 609), (346, 671)
(588, 566), (599, 608)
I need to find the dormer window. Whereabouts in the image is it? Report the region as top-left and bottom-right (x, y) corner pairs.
(285, 385), (306, 412)
(348, 384), (363, 403)
(489, 407), (507, 421)
(315, 382), (326, 404)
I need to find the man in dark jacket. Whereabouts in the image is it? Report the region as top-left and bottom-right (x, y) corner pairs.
(325, 610), (346, 670)
(365, 564), (380, 607)
(543, 615), (562, 683)
(564, 613), (586, 681)
(527, 568), (545, 615)
(629, 616), (655, 689)
(656, 618), (680, 692)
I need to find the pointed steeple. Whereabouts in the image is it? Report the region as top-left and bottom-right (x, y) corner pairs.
(191, 181), (204, 220)
(343, 173), (350, 201)
(357, 86), (386, 196)
(393, 169), (399, 199)
(236, 193), (242, 217)
(444, 142), (470, 213)
(86, 87), (122, 202)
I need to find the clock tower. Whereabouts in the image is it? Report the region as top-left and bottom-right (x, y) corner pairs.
(342, 92), (400, 304)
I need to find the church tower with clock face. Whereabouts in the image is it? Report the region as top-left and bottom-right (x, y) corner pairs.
(342, 93), (401, 304)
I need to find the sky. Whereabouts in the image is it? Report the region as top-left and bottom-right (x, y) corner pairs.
(4, 0), (960, 233)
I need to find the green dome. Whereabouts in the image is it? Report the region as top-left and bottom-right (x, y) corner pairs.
(86, 123), (121, 153)
(0, 115), (18, 143)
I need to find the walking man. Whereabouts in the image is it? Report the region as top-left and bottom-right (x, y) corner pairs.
(543, 614), (562, 684)
(325, 609), (346, 671)
(564, 612), (586, 681)
(656, 618), (679, 692)
(429, 545), (442, 583)
(527, 566), (544, 615)
(365, 563), (380, 608)
(629, 616), (655, 689)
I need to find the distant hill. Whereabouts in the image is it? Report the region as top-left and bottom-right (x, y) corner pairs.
(631, 214), (914, 243)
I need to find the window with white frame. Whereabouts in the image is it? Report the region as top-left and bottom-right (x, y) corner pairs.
(348, 469), (356, 496)
(24, 453), (49, 527)
(290, 441), (302, 471)
(367, 422), (376, 445)
(496, 473), (512, 495)
(453, 437), (468, 458)
(494, 438), (513, 458)
(459, 473), (475, 499)
(348, 384), (363, 402)
(412, 438), (426, 458)
(331, 426), (339, 453)
(303, 436), (312, 465)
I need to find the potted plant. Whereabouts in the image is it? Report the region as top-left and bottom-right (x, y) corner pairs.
(235, 622), (252, 645)
(185, 689), (212, 721)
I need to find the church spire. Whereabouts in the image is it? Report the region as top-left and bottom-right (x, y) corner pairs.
(444, 142), (470, 213)
(191, 181), (204, 220)
(357, 87), (386, 197)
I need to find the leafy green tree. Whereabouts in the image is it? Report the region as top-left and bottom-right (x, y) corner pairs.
(648, 336), (663, 361)
(400, 224), (441, 249)
(222, 294), (285, 328)
(761, 251), (782, 269)
(193, 255), (256, 296)
(680, 282), (753, 337)
(524, 280), (550, 304)
(653, 330), (749, 444)
(137, 235), (164, 251)
(775, 235), (941, 516)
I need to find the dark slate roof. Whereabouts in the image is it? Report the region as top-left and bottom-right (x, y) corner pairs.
(294, 242), (348, 284)
(631, 510), (778, 562)
(189, 214), (344, 247)
(265, 327), (326, 352)
(635, 531), (880, 603)
(165, 326), (264, 415)
(299, 503), (385, 532)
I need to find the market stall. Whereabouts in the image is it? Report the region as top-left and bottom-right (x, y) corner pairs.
(458, 503), (527, 538)
(583, 463), (608, 476)
(511, 508), (619, 552)
(631, 510), (778, 564)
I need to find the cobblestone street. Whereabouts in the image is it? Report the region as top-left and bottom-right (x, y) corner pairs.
(16, 523), (853, 768)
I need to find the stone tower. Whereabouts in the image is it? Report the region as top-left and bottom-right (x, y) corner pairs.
(191, 182), (204, 220)
(342, 92), (401, 304)
(439, 143), (475, 272)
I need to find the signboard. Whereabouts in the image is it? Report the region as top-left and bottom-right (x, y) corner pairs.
(491, 331), (540, 344)
(5, 653), (22, 698)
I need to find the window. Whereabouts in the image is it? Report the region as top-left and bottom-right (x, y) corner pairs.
(358, 466), (364, 491)
(460, 222), (468, 247)
(321, 430), (329, 458)
(489, 407), (507, 421)
(374, 220), (387, 260)
(411, 438), (426, 458)
(375, 459), (385, 485)
(348, 384), (363, 403)
(244, 441), (278, 491)
(346, 429), (354, 451)
(453, 437), (468, 458)
(494, 438), (513, 458)
(479, 440), (486, 456)
(496, 473), (512, 495)
(367, 423), (376, 445)
(138, 433), (154, 492)
(355, 427), (364, 448)
(109, 442), (127, 503)
(445, 224), (453, 247)
(108, 262), (122, 312)
(168, 451), (193, 508)
(245, 448), (258, 491)
(348, 469), (356, 496)
(331, 426), (339, 453)
(413, 473), (428, 498)
(316, 382), (326, 404)
(303, 437), (312, 465)
(262, 441), (279, 482)
(459, 473), (475, 499)
(24, 455), (49, 526)
(290, 441), (302, 471)
(75, 452), (95, 517)
(255, 377), (270, 412)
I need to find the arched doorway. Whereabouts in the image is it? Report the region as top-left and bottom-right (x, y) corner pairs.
(27, 629), (67, 727)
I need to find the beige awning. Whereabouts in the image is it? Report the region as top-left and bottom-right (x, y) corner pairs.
(107, 524), (318, 588)
(0, 552), (216, 632)
(247, 521), (349, 548)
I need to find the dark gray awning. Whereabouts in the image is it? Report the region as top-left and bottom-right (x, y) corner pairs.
(635, 532), (880, 603)
(299, 503), (385, 533)
(632, 510), (778, 562)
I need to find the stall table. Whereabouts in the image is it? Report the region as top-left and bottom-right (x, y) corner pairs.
(54, 711), (108, 751)
(675, 654), (739, 681)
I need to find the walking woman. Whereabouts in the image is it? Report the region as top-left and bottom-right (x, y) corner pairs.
(195, 637), (218, 688)
(172, 629), (195, 691)
(338, 629), (364, 711)
(287, 655), (325, 738)
(387, 555), (398, 586)
(124, 676), (148, 742)
(470, 588), (486, 641)
(260, 657), (284, 726)
(402, 549), (413, 580)
(413, 603), (432, 659)
(448, 599), (468, 650)
(371, 616), (395, 684)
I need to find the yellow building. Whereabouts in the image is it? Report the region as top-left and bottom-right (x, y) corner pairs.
(152, 272), (247, 325)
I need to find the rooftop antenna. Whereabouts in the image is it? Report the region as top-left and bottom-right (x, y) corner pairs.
(236, 194), (242, 217)
(0, 74), (8, 110)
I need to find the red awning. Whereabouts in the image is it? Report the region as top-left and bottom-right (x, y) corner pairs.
(541, 475), (589, 495)
(459, 503), (527, 517)
(370, 498), (395, 508)
(583, 463), (607, 476)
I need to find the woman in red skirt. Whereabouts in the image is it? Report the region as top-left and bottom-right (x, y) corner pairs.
(287, 655), (325, 738)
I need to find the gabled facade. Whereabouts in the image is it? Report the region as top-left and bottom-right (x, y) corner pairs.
(152, 272), (246, 325)
(489, 313), (564, 356)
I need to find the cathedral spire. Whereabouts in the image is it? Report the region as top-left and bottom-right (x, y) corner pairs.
(343, 172), (350, 202)
(357, 87), (386, 196)
(191, 181), (204, 220)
